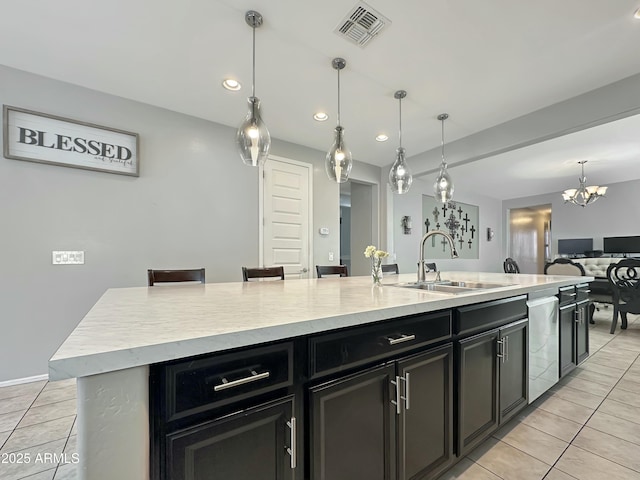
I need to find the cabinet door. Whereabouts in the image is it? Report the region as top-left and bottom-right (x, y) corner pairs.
(576, 300), (590, 365)
(499, 319), (528, 424)
(167, 396), (295, 480)
(559, 303), (577, 378)
(397, 344), (454, 480)
(310, 364), (397, 480)
(457, 329), (499, 456)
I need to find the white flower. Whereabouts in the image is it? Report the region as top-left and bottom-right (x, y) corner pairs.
(364, 245), (376, 258)
(364, 245), (389, 259)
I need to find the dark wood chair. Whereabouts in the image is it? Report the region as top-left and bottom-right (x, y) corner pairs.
(425, 262), (437, 273)
(381, 263), (399, 274)
(316, 265), (348, 278)
(503, 258), (520, 274)
(242, 266), (285, 282)
(606, 259), (640, 334)
(147, 268), (205, 286)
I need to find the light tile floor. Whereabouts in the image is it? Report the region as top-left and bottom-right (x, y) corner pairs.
(0, 308), (638, 479)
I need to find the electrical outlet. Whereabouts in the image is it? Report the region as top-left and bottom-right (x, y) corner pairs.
(328, 252), (334, 261)
(52, 251), (85, 265)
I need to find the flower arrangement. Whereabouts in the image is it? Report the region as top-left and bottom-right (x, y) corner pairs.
(364, 245), (389, 286)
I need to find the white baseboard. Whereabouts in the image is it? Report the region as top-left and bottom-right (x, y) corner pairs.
(0, 373), (49, 388)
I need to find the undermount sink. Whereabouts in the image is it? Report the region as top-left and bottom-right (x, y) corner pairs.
(396, 280), (514, 295)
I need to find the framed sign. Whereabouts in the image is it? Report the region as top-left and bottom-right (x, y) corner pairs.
(422, 195), (480, 259)
(3, 105), (139, 176)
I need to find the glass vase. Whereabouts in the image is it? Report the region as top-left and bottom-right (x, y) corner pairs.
(371, 259), (383, 287)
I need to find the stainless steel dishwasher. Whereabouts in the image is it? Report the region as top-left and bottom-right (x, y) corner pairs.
(527, 287), (559, 403)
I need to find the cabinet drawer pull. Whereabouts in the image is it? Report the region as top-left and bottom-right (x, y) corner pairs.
(213, 370), (270, 391)
(566, 292), (577, 297)
(581, 289), (591, 293)
(387, 334), (416, 345)
(286, 417), (296, 469)
(505, 336), (509, 362)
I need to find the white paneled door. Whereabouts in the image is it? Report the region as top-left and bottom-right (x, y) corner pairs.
(261, 157), (312, 279)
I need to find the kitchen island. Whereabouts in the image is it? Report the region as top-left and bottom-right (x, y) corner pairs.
(49, 271), (591, 480)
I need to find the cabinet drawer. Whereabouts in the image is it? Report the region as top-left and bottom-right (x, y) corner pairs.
(576, 283), (590, 302)
(455, 296), (527, 337)
(309, 311), (451, 379)
(162, 342), (293, 422)
(558, 286), (577, 306)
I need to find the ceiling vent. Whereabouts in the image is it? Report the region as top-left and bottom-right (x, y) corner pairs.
(334, 2), (391, 48)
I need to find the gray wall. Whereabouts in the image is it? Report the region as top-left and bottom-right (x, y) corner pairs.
(392, 178), (503, 276)
(0, 65), (342, 382)
(350, 182), (374, 276)
(503, 179), (640, 257)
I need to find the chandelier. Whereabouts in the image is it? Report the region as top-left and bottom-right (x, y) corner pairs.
(562, 160), (607, 207)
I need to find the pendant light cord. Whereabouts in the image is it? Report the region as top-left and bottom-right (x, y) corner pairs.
(252, 23), (256, 98)
(398, 96), (403, 148)
(440, 118), (446, 164)
(336, 67), (341, 126)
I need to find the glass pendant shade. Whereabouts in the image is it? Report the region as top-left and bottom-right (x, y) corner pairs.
(325, 58), (352, 183)
(389, 147), (412, 194)
(434, 113), (454, 203)
(434, 163), (454, 203)
(562, 161), (607, 207)
(325, 125), (352, 183)
(389, 90), (412, 194)
(236, 96), (271, 166)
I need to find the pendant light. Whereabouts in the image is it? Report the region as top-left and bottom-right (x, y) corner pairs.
(388, 90), (412, 194)
(325, 58), (352, 183)
(236, 10), (270, 167)
(434, 113), (454, 203)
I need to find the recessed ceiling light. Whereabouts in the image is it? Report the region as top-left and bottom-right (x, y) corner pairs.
(313, 112), (329, 122)
(375, 134), (389, 142)
(222, 79), (241, 91)
(635, 7), (640, 18)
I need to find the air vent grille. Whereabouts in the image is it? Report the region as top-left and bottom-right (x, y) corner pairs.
(335, 2), (391, 48)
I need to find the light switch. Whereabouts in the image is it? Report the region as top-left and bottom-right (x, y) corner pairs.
(52, 251), (85, 265)
(328, 252), (334, 261)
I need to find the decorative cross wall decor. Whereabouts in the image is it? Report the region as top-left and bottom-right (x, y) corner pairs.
(422, 195), (480, 259)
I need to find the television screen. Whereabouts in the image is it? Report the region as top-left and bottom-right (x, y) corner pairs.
(603, 236), (640, 254)
(557, 238), (593, 255)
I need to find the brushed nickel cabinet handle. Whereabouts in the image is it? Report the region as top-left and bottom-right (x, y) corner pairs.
(391, 375), (401, 415)
(497, 339), (505, 363)
(213, 370), (270, 391)
(387, 334), (416, 345)
(286, 417), (296, 469)
(404, 372), (410, 410)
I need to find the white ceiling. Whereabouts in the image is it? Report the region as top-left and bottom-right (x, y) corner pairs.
(2, 0), (640, 198)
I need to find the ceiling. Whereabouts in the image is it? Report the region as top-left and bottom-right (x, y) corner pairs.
(2, 0), (640, 198)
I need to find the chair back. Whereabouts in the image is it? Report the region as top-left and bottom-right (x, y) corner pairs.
(503, 258), (520, 274)
(425, 262), (437, 273)
(242, 266), (285, 282)
(316, 265), (348, 278)
(148, 268), (205, 286)
(381, 263), (399, 275)
(544, 258), (586, 276)
(607, 259), (640, 313)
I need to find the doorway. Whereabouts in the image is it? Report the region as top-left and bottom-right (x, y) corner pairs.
(340, 180), (376, 276)
(508, 205), (552, 274)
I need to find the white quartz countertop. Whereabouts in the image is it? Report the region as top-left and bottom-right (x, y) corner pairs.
(49, 271), (591, 380)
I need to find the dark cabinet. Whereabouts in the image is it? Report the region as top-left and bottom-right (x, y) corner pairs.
(310, 364), (397, 480)
(559, 302), (577, 378)
(150, 341), (298, 480)
(456, 310), (528, 456)
(309, 344), (454, 480)
(558, 284), (590, 378)
(167, 396), (295, 480)
(576, 299), (590, 365)
(498, 319), (528, 424)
